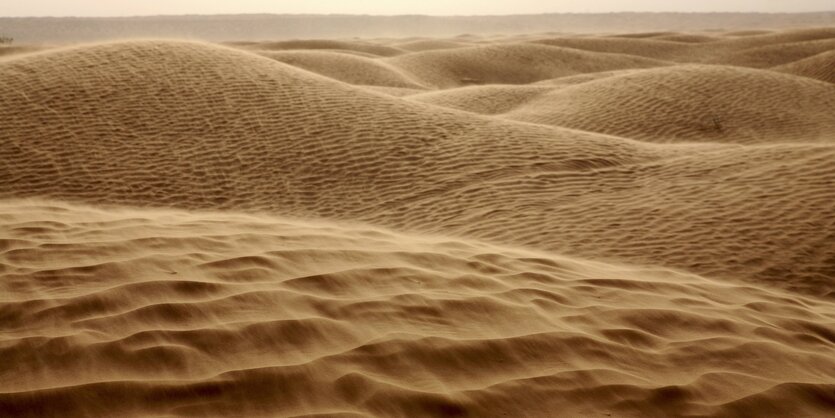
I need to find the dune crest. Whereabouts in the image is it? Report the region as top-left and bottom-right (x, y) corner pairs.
(775, 49), (835, 83)
(385, 43), (668, 88)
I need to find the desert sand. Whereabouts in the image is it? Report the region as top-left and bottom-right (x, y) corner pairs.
(1, 25), (834, 417)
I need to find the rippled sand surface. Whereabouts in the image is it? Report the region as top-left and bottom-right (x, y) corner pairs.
(1, 27), (834, 417)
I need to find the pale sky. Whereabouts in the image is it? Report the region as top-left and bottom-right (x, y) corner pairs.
(1, 0), (833, 17)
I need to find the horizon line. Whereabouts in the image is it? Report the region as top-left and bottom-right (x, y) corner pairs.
(3, 11), (834, 19)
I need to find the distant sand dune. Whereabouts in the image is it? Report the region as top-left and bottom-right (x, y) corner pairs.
(256, 50), (427, 88)
(708, 38), (835, 68)
(775, 50), (835, 83)
(391, 39), (472, 52)
(238, 39), (407, 57)
(504, 65), (835, 143)
(531, 37), (693, 61)
(385, 43), (668, 88)
(653, 33), (720, 43)
(409, 85), (555, 115)
(532, 28), (835, 65)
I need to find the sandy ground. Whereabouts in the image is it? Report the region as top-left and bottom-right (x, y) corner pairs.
(1, 27), (834, 417)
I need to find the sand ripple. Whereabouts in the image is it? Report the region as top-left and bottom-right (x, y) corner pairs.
(1, 201), (834, 417)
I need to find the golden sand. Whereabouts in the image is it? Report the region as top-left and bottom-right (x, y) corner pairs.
(1, 27), (834, 417)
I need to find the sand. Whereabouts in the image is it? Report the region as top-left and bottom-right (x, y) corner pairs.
(1, 26), (835, 417)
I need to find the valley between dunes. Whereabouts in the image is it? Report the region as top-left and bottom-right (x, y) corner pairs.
(1, 27), (834, 417)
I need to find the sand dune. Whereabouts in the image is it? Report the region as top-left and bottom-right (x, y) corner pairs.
(2, 27), (835, 417)
(532, 69), (648, 86)
(505, 65), (835, 143)
(385, 43), (668, 87)
(708, 38), (835, 68)
(2, 40), (835, 296)
(409, 85), (555, 115)
(1, 200), (834, 418)
(531, 36), (693, 61)
(531, 27), (835, 65)
(237, 40), (407, 57)
(256, 51), (427, 88)
(775, 50), (835, 83)
(722, 30), (775, 37)
(392, 39), (472, 52)
(653, 33), (720, 43)
(724, 27), (835, 48)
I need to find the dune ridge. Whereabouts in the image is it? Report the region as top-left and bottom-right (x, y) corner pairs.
(503, 65), (835, 143)
(2, 27), (835, 417)
(256, 50), (428, 89)
(384, 43), (668, 88)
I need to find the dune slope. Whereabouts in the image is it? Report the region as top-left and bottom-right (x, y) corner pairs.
(234, 39), (407, 57)
(385, 43), (668, 88)
(256, 50), (427, 88)
(409, 85), (555, 115)
(774, 49), (835, 84)
(505, 64), (835, 143)
(1, 41), (834, 298)
(1, 200), (834, 418)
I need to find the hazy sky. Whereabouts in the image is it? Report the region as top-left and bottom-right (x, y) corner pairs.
(2, 0), (833, 17)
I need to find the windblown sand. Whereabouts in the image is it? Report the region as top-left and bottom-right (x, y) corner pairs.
(1, 27), (834, 417)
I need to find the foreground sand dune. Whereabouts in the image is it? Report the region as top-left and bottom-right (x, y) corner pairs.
(1, 27), (835, 417)
(1, 200), (834, 417)
(384, 43), (667, 88)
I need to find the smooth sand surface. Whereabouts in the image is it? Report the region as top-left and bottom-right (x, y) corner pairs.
(1, 27), (834, 417)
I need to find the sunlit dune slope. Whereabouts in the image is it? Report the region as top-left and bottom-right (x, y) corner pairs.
(391, 39), (472, 52)
(707, 38), (835, 68)
(1, 40), (834, 298)
(256, 50), (427, 89)
(653, 33), (719, 43)
(3, 27), (835, 418)
(384, 43), (668, 88)
(774, 50), (835, 84)
(235, 39), (407, 57)
(530, 37), (693, 61)
(0, 40), (652, 216)
(504, 65), (835, 143)
(409, 85), (555, 115)
(529, 28), (835, 65)
(1, 200), (834, 418)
